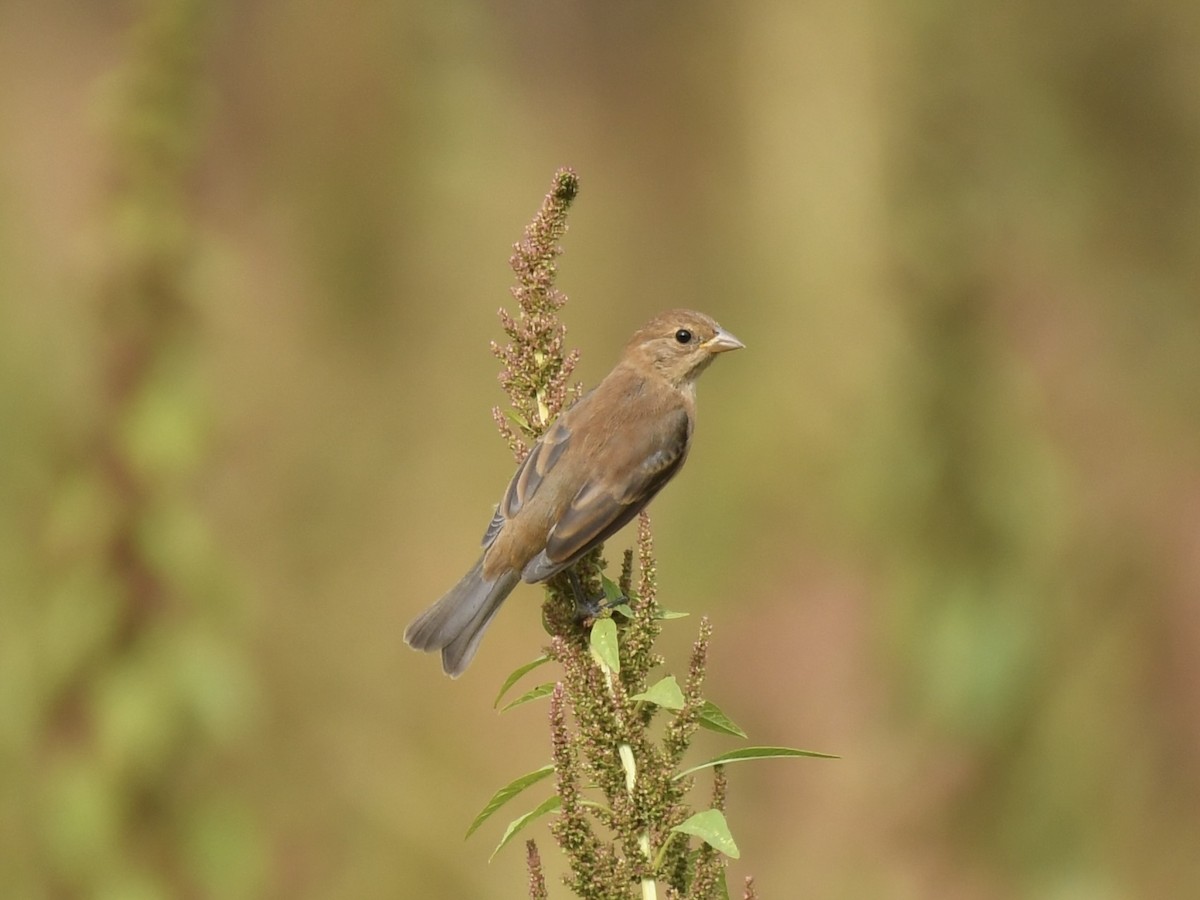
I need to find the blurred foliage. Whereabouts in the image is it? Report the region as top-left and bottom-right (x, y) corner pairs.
(1, 1), (1198, 898)
(2, 1), (259, 897)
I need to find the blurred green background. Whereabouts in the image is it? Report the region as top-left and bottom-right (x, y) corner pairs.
(3, 1), (1199, 897)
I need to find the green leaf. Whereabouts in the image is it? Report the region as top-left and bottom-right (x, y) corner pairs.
(674, 746), (838, 781)
(589, 618), (620, 674)
(465, 765), (554, 839)
(600, 576), (624, 603)
(504, 409), (531, 430)
(698, 700), (748, 738)
(609, 600), (686, 619)
(672, 809), (740, 859)
(494, 655), (551, 708)
(498, 682), (555, 712)
(490, 795), (561, 861)
(630, 675), (685, 710)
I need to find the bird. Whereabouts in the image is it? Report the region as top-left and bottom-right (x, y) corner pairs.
(404, 309), (743, 676)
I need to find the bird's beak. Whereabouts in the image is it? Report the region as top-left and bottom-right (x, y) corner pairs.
(703, 327), (745, 354)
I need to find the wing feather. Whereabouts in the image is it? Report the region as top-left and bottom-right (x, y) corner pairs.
(523, 407), (691, 581)
(482, 414), (572, 546)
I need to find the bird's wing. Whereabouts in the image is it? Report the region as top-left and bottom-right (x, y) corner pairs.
(481, 413), (573, 547)
(524, 407), (691, 581)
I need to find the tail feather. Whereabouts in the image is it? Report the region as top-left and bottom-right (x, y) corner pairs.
(404, 557), (520, 677)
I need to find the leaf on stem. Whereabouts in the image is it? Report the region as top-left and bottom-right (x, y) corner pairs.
(466, 765), (555, 839)
(600, 576), (624, 604)
(494, 654), (552, 708)
(630, 675), (685, 709)
(589, 617), (620, 674)
(490, 796), (562, 861)
(698, 700), (748, 738)
(672, 809), (740, 859)
(674, 746), (838, 781)
(504, 409), (532, 431)
(499, 682), (556, 712)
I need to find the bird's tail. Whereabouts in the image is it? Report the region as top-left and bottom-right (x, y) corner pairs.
(404, 557), (520, 677)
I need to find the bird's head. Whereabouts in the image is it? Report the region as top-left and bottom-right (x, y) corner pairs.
(622, 309), (744, 388)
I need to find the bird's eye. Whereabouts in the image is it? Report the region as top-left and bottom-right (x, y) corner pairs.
(674, 328), (693, 344)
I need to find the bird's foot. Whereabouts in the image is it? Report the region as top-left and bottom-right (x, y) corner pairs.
(565, 570), (625, 622)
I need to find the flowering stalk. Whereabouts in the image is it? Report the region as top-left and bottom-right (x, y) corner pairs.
(470, 170), (829, 898)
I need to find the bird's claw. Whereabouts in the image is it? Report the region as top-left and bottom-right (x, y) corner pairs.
(565, 570), (625, 622)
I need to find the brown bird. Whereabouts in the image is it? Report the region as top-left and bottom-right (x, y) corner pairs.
(405, 309), (743, 676)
